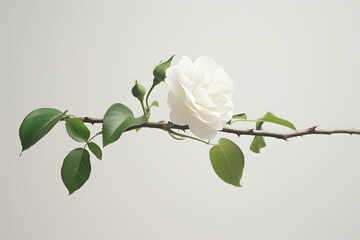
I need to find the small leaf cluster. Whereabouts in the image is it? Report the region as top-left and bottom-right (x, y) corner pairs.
(209, 112), (295, 187)
(19, 56), (174, 195)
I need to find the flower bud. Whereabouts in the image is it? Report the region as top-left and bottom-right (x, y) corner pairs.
(131, 81), (146, 102)
(153, 55), (174, 86)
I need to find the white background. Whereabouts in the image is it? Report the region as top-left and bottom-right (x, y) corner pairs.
(1, 0), (360, 239)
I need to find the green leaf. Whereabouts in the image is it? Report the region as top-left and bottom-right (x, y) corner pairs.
(19, 108), (67, 152)
(250, 136), (266, 153)
(258, 112), (296, 130)
(88, 142), (102, 160)
(102, 103), (147, 147)
(250, 112), (294, 153)
(227, 113), (247, 125)
(65, 118), (90, 142)
(209, 138), (245, 187)
(250, 119), (266, 153)
(150, 101), (159, 108)
(61, 148), (91, 195)
(233, 113), (247, 120)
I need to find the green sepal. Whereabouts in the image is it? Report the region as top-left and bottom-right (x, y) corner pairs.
(19, 108), (67, 152)
(209, 138), (245, 187)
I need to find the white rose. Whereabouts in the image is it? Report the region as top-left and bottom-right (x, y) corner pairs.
(165, 56), (234, 140)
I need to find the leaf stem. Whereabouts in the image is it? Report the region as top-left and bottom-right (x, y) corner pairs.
(84, 131), (103, 148)
(167, 129), (215, 146)
(230, 119), (262, 124)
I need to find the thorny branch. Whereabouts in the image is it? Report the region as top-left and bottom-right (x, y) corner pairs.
(62, 117), (360, 141)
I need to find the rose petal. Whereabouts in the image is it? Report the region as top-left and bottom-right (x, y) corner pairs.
(167, 92), (191, 125)
(165, 56), (234, 140)
(188, 119), (218, 140)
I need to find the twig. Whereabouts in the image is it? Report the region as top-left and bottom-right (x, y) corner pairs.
(61, 117), (360, 140)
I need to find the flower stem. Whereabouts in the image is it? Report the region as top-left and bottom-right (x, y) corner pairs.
(145, 84), (156, 111)
(140, 100), (147, 115)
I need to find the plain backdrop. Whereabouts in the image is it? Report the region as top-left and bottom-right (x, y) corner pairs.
(1, 0), (360, 239)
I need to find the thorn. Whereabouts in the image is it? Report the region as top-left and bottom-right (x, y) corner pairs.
(309, 125), (318, 132)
